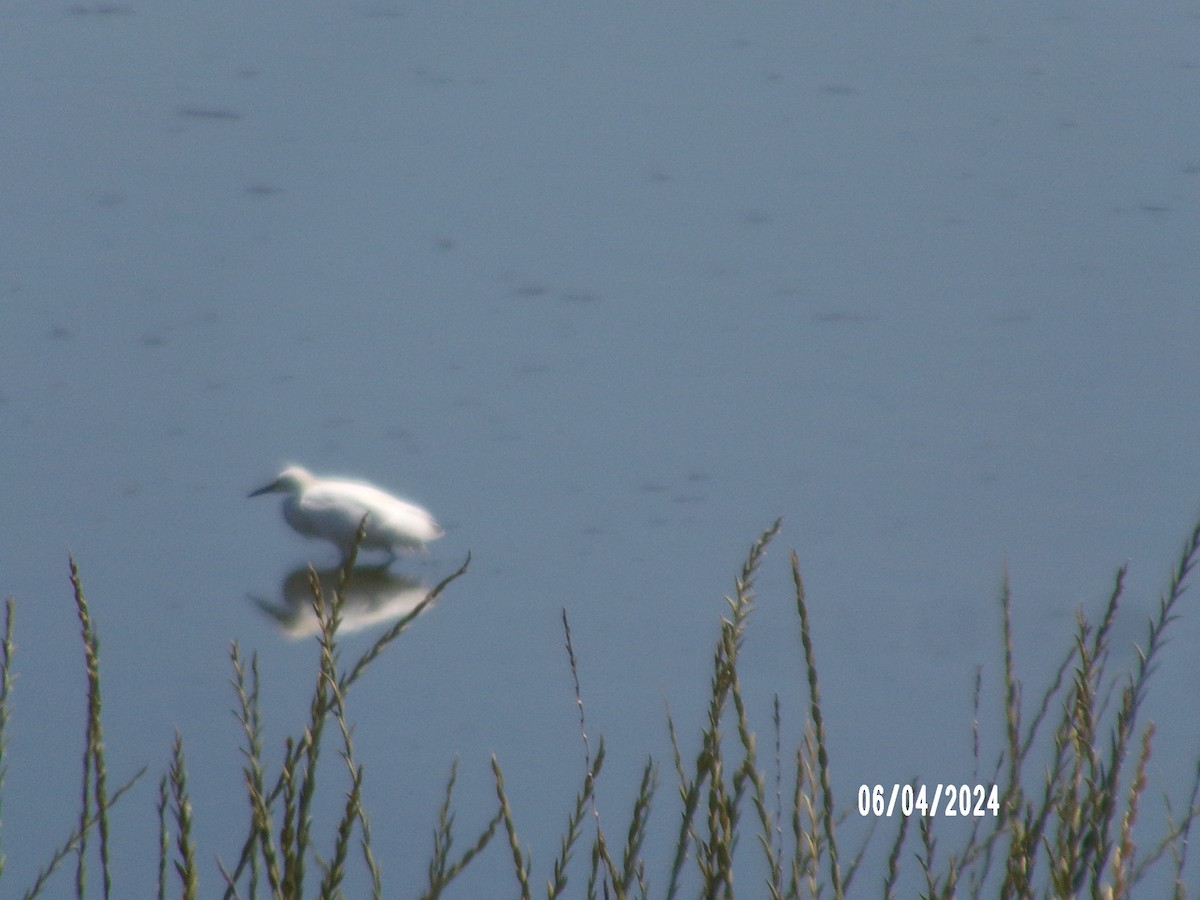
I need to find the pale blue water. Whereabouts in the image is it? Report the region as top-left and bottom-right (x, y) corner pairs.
(2, 1), (1199, 894)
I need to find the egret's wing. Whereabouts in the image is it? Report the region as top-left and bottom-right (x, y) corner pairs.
(377, 499), (432, 530)
(296, 485), (372, 540)
(298, 479), (441, 548)
(383, 494), (446, 540)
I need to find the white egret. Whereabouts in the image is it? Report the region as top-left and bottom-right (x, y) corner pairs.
(249, 465), (443, 561)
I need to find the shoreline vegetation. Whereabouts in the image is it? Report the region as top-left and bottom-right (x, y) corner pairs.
(4, 516), (1200, 898)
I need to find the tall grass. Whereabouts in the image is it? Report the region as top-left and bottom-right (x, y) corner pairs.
(2, 517), (1199, 896)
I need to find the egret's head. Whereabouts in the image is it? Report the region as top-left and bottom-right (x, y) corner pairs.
(249, 465), (313, 498)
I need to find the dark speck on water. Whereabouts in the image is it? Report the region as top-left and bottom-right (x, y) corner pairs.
(176, 106), (242, 121)
(68, 5), (134, 14)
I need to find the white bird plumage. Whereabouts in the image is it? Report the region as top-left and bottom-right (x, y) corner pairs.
(249, 465), (443, 561)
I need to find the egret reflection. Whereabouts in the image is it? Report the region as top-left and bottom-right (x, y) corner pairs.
(251, 565), (433, 640)
(249, 465), (443, 563)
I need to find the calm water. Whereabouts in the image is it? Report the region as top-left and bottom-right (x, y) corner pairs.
(2, 1), (1199, 894)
